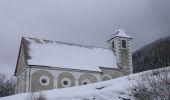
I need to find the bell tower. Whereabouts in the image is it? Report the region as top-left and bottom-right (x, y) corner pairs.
(107, 29), (133, 74)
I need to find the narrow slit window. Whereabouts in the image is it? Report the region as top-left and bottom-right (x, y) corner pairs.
(112, 41), (114, 48)
(122, 40), (126, 48)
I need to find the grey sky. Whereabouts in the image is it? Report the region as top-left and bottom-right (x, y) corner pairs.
(0, 0), (169, 75)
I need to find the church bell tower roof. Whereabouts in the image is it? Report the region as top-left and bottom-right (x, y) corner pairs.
(107, 29), (132, 42)
(113, 29), (132, 39)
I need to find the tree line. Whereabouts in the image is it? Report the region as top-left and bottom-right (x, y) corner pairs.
(133, 36), (170, 73)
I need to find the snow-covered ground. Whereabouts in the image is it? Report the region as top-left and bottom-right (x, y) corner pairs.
(0, 75), (137, 100)
(1, 67), (169, 100)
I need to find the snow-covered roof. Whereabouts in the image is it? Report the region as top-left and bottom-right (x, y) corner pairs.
(23, 37), (118, 72)
(113, 29), (132, 39)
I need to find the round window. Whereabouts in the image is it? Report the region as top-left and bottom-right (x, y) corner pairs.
(41, 79), (47, 83)
(81, 79), (91, 85)
(61, 78), (71, 88)
(83, 82), (88, 85)
(39, 76), (50, 86)
(63, 81), (68, 85)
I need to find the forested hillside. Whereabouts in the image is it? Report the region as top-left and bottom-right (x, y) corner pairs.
(133, 36), (170, 73)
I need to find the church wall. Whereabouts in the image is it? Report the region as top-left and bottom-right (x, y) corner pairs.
(57, 72), (75, 88)
(16, 68), (29, 94)
(127, 38), (133, 73)
(15, 44), (29, 94)
(16, 44), (27, 76)
(29, 67), (102, 92)
(112, 37), (133, 74)
(31, 70), (54, 92)
(100, 68), (124, 81)
(112, 37), (121, 66)
(79, 73), (97, 85)
(25, 67), (30, 93)
(119, 38), (133, 74)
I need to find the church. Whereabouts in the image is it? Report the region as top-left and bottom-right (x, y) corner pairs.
(14, 29), (133, 93)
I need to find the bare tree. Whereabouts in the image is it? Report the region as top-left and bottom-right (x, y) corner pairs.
(0, 73), (16, 97)
(131, 67), (170, 100)
(0, 73), (8, 97)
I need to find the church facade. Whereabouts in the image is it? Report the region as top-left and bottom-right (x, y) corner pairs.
(14, 29), (133, 93)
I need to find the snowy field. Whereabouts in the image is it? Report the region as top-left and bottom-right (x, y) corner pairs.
(1, 67), (169, 100)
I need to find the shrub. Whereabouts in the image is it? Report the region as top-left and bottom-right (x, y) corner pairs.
(131, 67), (170, 100)
(26, 92), (47, 100)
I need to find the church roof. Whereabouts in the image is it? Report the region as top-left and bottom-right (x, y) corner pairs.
(23, 37), (118, 72)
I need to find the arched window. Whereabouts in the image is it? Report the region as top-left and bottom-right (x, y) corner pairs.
(102, 74), (112, 81)
(122, 40), (126, 48)
(112, 41), (114, 48)
(81, 79), (91, 85)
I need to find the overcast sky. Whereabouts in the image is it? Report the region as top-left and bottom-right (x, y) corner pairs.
(0, 0), (170, 75)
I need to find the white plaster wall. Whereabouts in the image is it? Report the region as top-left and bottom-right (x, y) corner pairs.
(25, 67), (30, 92)
(15, 43), (29, 93)
(16, 67), (29, 93)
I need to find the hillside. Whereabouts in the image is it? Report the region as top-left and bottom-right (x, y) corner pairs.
(1, 67), (169, 100)
(133, 36), (170, 73)
(0, 66), (170, 100)
(0, 75), (135, 100)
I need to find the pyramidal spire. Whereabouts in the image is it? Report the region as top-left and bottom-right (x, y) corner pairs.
(110, 25), (121, 38)
(113, 27), (132, 39)
(107, 26), (133, 43)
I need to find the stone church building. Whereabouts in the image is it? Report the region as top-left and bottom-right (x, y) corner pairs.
(14, 29), (133, 93)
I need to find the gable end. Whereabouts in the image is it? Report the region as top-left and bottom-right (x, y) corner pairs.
(14, 37), (30, 76)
